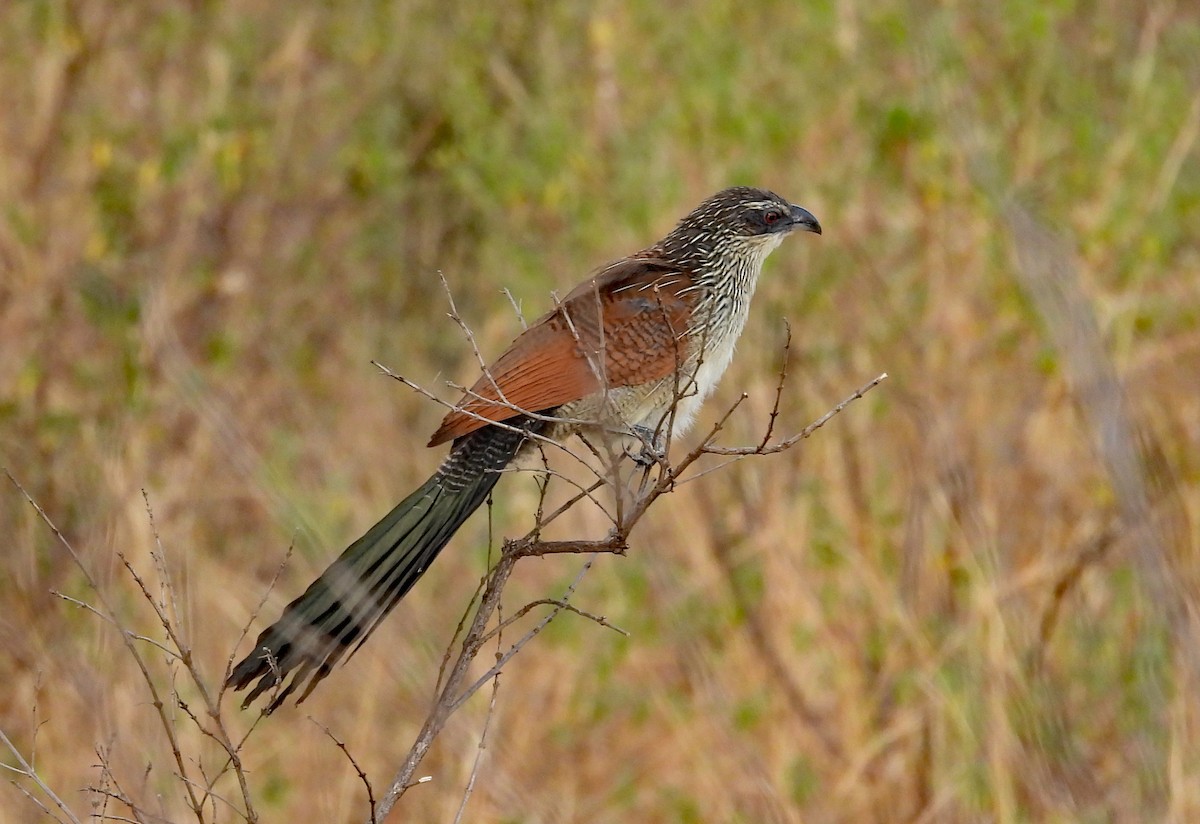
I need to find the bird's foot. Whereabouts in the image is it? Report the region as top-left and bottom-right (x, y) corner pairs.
(626, 426), (666, 467)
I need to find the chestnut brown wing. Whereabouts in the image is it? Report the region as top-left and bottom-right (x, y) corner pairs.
(427, 256), (699, 447)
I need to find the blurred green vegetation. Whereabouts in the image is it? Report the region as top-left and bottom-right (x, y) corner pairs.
(2, 0), (1198, 822)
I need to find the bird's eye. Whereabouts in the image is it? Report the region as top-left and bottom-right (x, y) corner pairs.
(762, 210), (784, 226)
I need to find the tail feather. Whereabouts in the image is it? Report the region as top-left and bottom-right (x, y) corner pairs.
(227, 416), (547, 711)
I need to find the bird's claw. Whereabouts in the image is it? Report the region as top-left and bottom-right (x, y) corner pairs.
(626, 426), (666, 467)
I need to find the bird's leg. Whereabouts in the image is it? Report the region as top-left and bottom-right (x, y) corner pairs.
(626, 424), (666, 467)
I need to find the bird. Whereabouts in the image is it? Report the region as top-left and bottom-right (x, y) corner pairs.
(227, 186), (821, 711)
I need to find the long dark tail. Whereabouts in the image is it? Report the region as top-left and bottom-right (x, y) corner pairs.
(227, 416), (546, 711)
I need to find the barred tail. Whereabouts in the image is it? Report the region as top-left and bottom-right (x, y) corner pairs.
(227, 416), (544, 711)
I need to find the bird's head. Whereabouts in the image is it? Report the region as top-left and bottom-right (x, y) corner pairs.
(657, 186), (821, 271)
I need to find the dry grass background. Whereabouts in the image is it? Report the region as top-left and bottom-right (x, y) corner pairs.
(2, 1), (1199, 822)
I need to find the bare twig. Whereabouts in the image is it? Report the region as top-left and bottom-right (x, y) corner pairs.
(433, 565), (491, 703)
(512, 536), (627, 557)
(497, 464), (617, 528)
(4, 470), (208, 823)
(311, 718), (377, 823)
(371, 553), (519, 820)
(0, 726), (81, 824)
(501, 286), (528, 329)
(699, 372), (889, 457)
(759, 320), (793, 450)
(531, 478), (608, 532)
(439, 271), (496, 385)
(452, 671), (500, 824)
(4, 472), (262, 823)
(115, 542), (257, 819)
(449, 556), (599, 714)
(477, 598), (630, 646)
(50, 591), (180, 659)
(454, 511), (507, 824)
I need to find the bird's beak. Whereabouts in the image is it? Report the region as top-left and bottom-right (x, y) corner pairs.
(789, 204), (822, 235)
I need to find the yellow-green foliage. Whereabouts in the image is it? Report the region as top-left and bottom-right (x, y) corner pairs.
(2, 1), (1199, 821)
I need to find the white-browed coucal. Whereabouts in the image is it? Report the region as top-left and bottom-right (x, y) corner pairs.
(228, 186), (821, 710)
